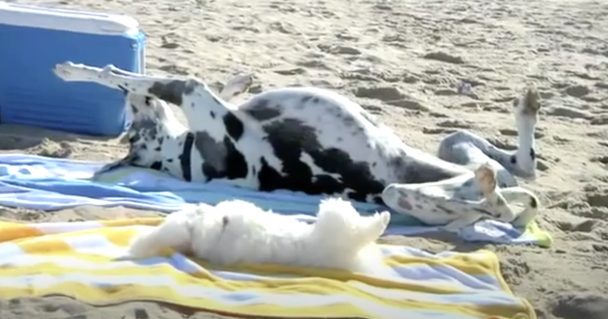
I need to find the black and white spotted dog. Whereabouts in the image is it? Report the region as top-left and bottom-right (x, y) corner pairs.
(54, 62), (541, 231)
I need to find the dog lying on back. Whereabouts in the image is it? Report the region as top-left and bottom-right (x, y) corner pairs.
(127, 198), (391, 274)
(54, 62), (542, 232)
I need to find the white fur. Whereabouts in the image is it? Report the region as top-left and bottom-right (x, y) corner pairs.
(128, 198), (391, 274)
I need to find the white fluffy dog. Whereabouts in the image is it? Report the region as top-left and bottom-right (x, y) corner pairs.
(128, 198), (391, 274)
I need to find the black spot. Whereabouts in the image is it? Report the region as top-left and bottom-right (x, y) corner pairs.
(244, 99), (282, 121)
(150, 161), (163, 170)
(312, 97), (320, 103)
(496, 196), (507, 207)
(474, 208), (494, 217)
(301, 95), (313, 103)
(148, 80), (196, 106)
(342, 117), (356, 127)
(210, 111), (216, 119)
(260, 119), (385, 200)
(510, 156), (517, 164)
(129, 104), (139, 114)
(128, 133), (141, 143)
(193, 132), (248, 181)
(348, 192), (367, 202)
(314, 174), (345, 195)
(373, 196), (384, 205)
(179, 132), (195, 182)
(158, 137), (164, 145)
(141, 144), (148, 150)
(437, 205), (456, 215)
(145, 96), (152, 106)
(222, 216), (229, 228)
(191, 102), (195, 108)
(154, 146), (161, 151)
(258, 157), (285, 191)
(530, 197), (538, 209)
(117, 84), (128, 95)
(530, 148), (536, 160)
(223, 112), (244, 141)
(167, 158), (174, 163)
(397, 159), (457, 183)
(131, 118), (158, 141)
(221, 136), (248, 178)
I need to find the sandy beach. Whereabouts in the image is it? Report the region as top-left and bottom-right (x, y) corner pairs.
(1, 0), (607, 318)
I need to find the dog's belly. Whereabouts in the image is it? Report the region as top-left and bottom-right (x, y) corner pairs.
(232, 87), (413, 203)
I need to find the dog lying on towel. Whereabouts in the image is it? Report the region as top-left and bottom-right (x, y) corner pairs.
(128, 198), (391, 274)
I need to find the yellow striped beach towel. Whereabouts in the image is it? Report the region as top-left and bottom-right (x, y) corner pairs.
(0, 218), (535, 319)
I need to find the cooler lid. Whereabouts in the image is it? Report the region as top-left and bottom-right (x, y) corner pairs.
(0, 2), (140, 36)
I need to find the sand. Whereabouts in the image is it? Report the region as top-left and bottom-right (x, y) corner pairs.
(1, 0), (608, 318)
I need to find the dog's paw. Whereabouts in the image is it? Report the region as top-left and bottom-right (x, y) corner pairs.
(363, 211), (391, 241)
(53, 61), (76, 80)
(475, 163), (498, 196)
(378, 211), (391, 228)
(127, 231), (158, 259)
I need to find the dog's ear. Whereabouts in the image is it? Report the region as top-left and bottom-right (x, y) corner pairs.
(118, 132), (131, 144)
(93, 156), (133, 178)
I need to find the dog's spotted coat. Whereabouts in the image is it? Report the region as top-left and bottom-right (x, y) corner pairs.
(54, 62), (542, 231)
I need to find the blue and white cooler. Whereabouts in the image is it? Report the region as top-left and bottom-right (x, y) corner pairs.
(0, 2), (146, 136)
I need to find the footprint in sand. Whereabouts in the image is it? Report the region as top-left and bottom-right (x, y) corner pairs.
(422, 127), (457, 135)
(318, 44), (362, 55)
(436, 119), (472, 129)
(585, 187), (608, 208)
(353, 86), (429, 111)
(499, 128), (545, 139)
(422, 51), (465, 64)
(564, 84), (591, 98)
(545, 106), (593, 120)
(500, 258), (531, 286)
(591, 114), (608, 125)
(0, 136), (41, 150)
(552, 293), (608, 319)
(556, 219), (599, 233)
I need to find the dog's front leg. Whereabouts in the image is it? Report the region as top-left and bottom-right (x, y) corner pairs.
(54, 62), (203, 107)
(128, 209), (196, 258)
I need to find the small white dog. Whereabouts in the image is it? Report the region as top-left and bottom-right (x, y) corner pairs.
(128, 198), (391, 274)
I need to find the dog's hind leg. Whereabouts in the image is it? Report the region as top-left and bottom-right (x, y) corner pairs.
(438, 85), (542, 183)
(382, 163), (520, 230)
